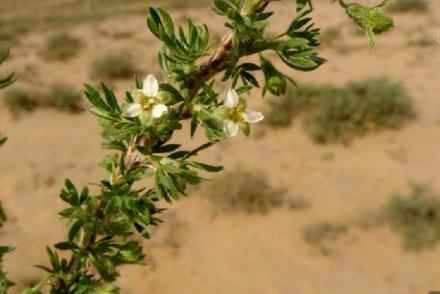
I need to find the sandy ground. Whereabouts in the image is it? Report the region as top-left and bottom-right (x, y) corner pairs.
(1, 1), (440, 293)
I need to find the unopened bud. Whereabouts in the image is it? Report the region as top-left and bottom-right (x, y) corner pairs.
(260, 54), (287, 96)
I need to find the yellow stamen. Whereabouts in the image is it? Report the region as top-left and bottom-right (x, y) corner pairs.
(227, 103), (246, 123)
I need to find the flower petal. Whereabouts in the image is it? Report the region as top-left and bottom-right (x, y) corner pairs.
(152, 104), (168, 118)
(243, 109), (264, 123)
(123, 103), (143, 118)
(224, 87), (239, 109)
(223, 119), (240, 137)
(143, 74), (159, 97)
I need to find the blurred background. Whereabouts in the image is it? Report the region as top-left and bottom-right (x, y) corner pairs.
(1, 0), (440, 293)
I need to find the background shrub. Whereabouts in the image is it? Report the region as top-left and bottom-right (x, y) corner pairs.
(91, 50), (135, 79)
(43, 84), (83, 112)
(2, 89), (37, 114)
(41, 33), (82, 61)
(2, 85), (83, 114)
(204, 168), (286, 214)
(265, 78), (414, 144)
(302, 221), (348, 254)
(384, 184), (440, 251)
(387, 0), (429, 13)
(265, 93), (295, 127)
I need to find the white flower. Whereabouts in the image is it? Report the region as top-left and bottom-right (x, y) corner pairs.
(151, 104), (168, 118)
(222, 87), (264, 138)
(123, 74), (168, 121)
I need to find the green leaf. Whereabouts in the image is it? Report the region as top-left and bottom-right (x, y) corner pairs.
(91, 255), (118, 282)
(136, 146), (150, 155)
(159, 83), (185, 103)
(34, 265), (53, 274)
(190, 115), (198, 138)
(101, 83), (121, 113)
(85, 84), (112, 112)
(80, 187), (89, 203)
(213, 0), (234, 16)
(103, 141), (127, 152)
(154, 172), (171, 202)
(198, 110), (224, 142)
(54, 241), (79, 251)
(46, 247), (60, 271)
(68, 220), (84, 242)
(278, 52), (325, 71)
(157, 170), (179, 200)
(153, 144), (181, 153)
(296, 0), (311, 12)
(157, 8), (175, 37)
(277, 38), (310, 50)
(184, 142), (214, 159)
(134, 74), (143, 89)
(190, 161), (223, 172)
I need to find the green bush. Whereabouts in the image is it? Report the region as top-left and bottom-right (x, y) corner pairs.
(2, 85), (83, 114)
(41, 33), (82, 61)
(302, 221), (348, 254)
(2, 89), (37, 113)
(43, 84), (83, 112)
(204, 168), (286, 214)
(387, 0), (429, 13)
(265, 78), (414, 144)
(385, 184), (440, 251)
(91, 51), (135, 79)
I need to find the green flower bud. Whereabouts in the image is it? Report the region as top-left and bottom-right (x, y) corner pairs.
(345, 3), (394, 47)
(346, 3), (393, 34)
(260, 55), (287, 96)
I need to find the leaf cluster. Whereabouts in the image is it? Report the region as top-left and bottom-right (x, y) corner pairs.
(212, 0), (325, 95)
(148, 7), (210, 84)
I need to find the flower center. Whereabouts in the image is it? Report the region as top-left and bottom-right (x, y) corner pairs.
(227, 104), (246, 123)
(140, 96), (158, 111)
